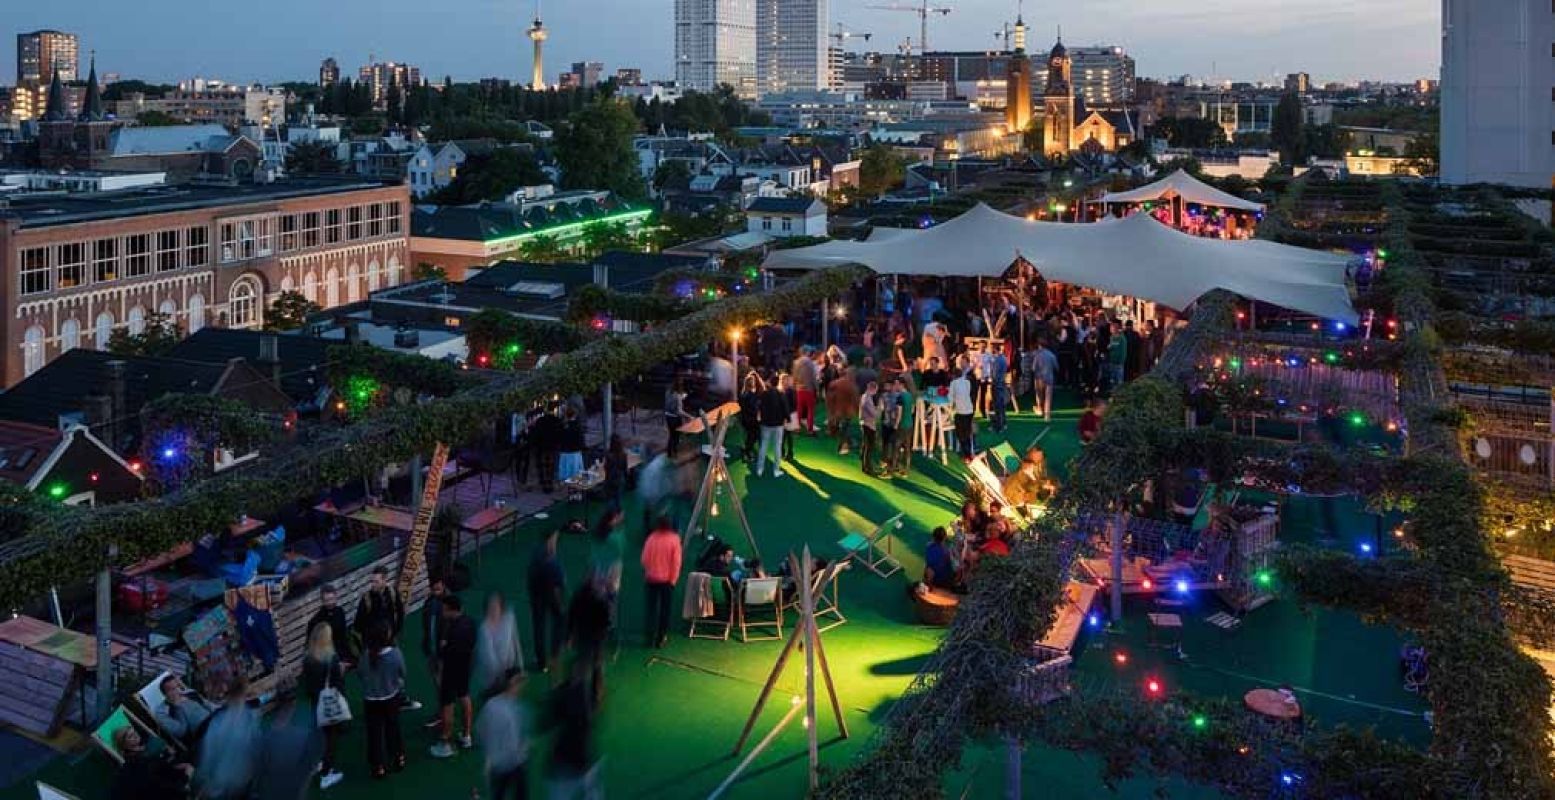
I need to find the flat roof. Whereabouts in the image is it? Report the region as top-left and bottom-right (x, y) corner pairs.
(2, 177), (398, 229)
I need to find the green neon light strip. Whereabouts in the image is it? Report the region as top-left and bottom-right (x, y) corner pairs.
(482, 209), (653, 249)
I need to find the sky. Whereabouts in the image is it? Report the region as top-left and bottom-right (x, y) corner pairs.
(5, 0), (1439, 87)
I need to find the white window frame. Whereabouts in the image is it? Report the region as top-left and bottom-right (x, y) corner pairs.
(56, 242), (86, 289)
(186, 226), (209, 267)
(156, 229), (181, 272)
(20, 247), (51, 295)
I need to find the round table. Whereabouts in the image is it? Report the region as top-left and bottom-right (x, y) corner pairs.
(914, 587), (960, 626)
(1243, 688), (1302, 721)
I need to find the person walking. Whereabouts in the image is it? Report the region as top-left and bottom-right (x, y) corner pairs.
(1031, 338), (1058, 421)
(477, 668), (531, 800)
(602, 435), (629, 512)
(418, 576), (447, 730)
(429, 595), (477, 759)
(859, 381), (882, 476)
(949, 365), (976, 459)
(528, 528), (567, 673)
(475, 593), (525, 699)
(640, 517), (683, 649)
(544, 661), (601, 800)
(252, 689), (323, 800)
(302, 623), (348, 790)
(196, 678), (260, 800)
(756, 374), (791, 478)
(737, 373), (764, 467)
(791, 347), (819, 434)
(567, 576), (613, 706)
(664, 380), (692, 457)
(359, 623), (407, 779)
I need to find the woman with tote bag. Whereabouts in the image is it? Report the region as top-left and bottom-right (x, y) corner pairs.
(303, 621), (351, 790)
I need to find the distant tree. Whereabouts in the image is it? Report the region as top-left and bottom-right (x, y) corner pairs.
(1233, 131), (1272, 150)
(350, 115), (386, 136)
(1157, 156), (1203, 176)
(859, 144), (908, 198)
(1303, 124), (1351, 160)
(386, 77), (403, 124)
(1403, 130), (1440, 176)
(1146, 117), (1226, 149)
(425, 116), (533, 145)
(134, 110), (182, 127)
(425, 148), (548, 205)
(107, 312), (181, 357)
(1271, 92), (1306, 165)
(1021, 118), (1043, 153)
(265, 291), (319, 332)
(285, 140), (341, 175)
(102, 80), (175, 103)
(413, 262), (448, 282)
(519, 234), (569, 263)
(652, 160), (693, 193)
(555, 99), (646, 199)
(581, 222), (636, 258)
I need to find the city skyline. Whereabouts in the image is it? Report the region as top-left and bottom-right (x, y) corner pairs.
(7, 0), (1437, 89)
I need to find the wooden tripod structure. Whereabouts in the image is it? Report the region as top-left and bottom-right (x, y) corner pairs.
(683, 413), (760, 562)
(717, 547), (849, 797)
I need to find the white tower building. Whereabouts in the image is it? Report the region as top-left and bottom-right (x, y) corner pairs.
(1440, 0), (1554, 188)
(756, 0), (829, 97)
(675, 0), (758, 99)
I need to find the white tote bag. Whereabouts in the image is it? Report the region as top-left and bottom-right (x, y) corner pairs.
(315, 669), (353, 727)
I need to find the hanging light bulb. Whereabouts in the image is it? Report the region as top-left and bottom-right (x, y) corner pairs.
(711, 500), (720, 517)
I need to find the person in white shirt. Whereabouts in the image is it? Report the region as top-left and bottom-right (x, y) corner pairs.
(949, 367), (976, 459)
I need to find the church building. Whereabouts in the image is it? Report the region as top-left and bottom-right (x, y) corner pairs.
(1038, 38), (1136, 158)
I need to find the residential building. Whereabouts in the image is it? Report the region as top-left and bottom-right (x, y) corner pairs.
(409, 192), (652, 279)
(165, 328), (339, 410)
(557, 73), (582, 90)
(406, 139), (505, 198)
(746, 196), (827, 237)
(0, 177), (410, 386)
(675, 0), (757, 98)
(0, 169), (168, 194)
(0, 421), (142, 505)
(319, 58), (341, 87)
(358, 61), (422, 106)
(1068, 45), (1135, 106)
(756, 91), (926, 130)
(570, 61), (604, 89)
(1440, 0), (1553, 188)
(1199, 95), (1277, 137)
(756, 0), (829, 97)
(1285, 72), (1310, 95)
(128, 81), (288, 126)
(17, 30), (78, 85)
(43, 121), (264, 182)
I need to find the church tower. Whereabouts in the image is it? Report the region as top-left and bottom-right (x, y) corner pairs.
(73, 55), (114, 165)
(38, 65), (77, 169)
(1041, 36), (1075, 157)
(1005, 13), (1032, 136)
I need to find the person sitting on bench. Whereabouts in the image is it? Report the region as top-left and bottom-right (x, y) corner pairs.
(155, 675), (215, 751)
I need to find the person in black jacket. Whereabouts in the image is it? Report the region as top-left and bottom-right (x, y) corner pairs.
(111, 725), (191, 800)
(354, 567), (417, 711)
(417, 576), (448, 730)
(529, 406), (562, 493)
(429, 595), (478, 758)
(307, 585), (356, 666)
(528, 528), (567, 673)
(755, 375), (792, 478)
(737, 373), (764, 467)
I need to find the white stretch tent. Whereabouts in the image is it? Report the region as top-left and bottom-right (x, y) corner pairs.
(762, 203), (1357, 323)
(1096, 169), (1266, 212)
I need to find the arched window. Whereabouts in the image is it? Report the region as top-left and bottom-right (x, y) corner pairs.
(324, 267), (340, 307)
(158, 298), (177, 318)
(188, 294), (206, 333)
(95, 312), (114, 350)
(345, 263), (361, 303)
(127, 305), (146, 336)
(387, 255), (402, 287)
(228, 276), (262, 329)
(302, 271), (318, 303)
(281, 275), (295, 294)
(366, 259), (381, 293)
(60, 318), (81, 352)
(22, 326), (44, 376)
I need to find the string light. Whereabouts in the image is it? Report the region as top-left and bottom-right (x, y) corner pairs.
(47, 483), (68, 499)
(1359, 542), (1373, 554)
(1141, 578), (1154, 590)
(1255, 570), (1273, 588)
(1175, 579), (1190, 594)
(1145, 677), (1163, 697)
(1192, 714), (1207, 730)
(1114, 651), (1128, 665)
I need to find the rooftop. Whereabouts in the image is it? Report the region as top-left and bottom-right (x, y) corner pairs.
(164, 328), (336, 406)
(375, 253), (690, 319)
(1, 176), (398, 229)
(409, 196), (648, 242)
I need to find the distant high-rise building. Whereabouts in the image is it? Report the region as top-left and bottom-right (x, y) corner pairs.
(1005, 16), (1032, 134)
(616, 67), (643, 86)
(1068, 45), (1134, 106)
(1440, 0), (1549, 187)
(756, 0), (828, 97)
(675, 0), (757, 98)
(17, 30), (79, 85)
(1284, 72), (1310, 95)
(569, 61), (604, 89)
(558, 72), (582, 90)
(527, 3), (549, 90)
(320, 57), (341, 87)
(359, 61), (422, 105)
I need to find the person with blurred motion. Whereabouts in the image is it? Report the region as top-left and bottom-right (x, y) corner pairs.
(544, 659), (601, 800)
(429, 595), (477, 758)
(567, 575), (613, 707)
(252, 688), (323, 800)
(196, 677), (260, 800)
(477, 668), (531, 800)
(475, 592), (525, 698)
(528, 528), (567, 673)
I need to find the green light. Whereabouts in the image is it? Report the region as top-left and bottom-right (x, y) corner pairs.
(1255, 570), (1273, 587)
(1323, 351), (1340, 365)
(1228, 357), (1242, 370)
(46, 483), (67, 499)
(505, 342), (522, 356)
(1348, 412), (1366, 427)
(1192, 714), (1207, 730)
(477, 209), (653, 250)
(1376, 249), (1388, 259)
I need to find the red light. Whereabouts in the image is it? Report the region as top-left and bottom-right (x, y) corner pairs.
(1142, 578), (1153, 590)
(128, 460), (143, 472)
(1114, 651), (1128, 665)
(1235, 312), (1246, 320)
(1146, 678), (1162, 696)
(477, 354), (490, 366)
(89, 472), (100, 483)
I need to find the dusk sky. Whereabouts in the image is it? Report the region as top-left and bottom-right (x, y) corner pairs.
(6, 0), (1439, 87)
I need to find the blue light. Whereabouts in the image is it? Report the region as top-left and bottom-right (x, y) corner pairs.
(1334, 322), (1347, 332)
(1088, 613), (1101, 628)
(161, 447), (176, 460)
(1175, 579), (1190, 594)
(1281, 773), (1295, 786)
(1360, 542), (1373, 554)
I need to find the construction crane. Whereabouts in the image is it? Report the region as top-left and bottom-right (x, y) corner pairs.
(829, 22), (873, 47)
(866, 1), (952, 54)
(994, 24), (1011, 51)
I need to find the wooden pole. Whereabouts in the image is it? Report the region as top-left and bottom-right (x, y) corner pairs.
(710, 699), (803, 800)
(603, 383), (614, 447)
(95, 555), (113, 722)
(1110, 512), (1125, 621)
(801, 546), (819, 793)
(732, 622), (805, 754)
(807, 588), (849, 738)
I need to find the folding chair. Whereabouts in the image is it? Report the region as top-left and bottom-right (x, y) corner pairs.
(837, 513), (904, 578)
(686, 573), (734, 641)
(131, 671), (205, 757)
(36, 783), (83, 800)
(91, 706), (163, 766)
(737, 577), (784, 642)
(987, 441), (1022, 476)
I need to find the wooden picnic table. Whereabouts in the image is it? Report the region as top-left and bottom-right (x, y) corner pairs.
(348, 505), (416, 532)
(1244, 688), (1302, 721)
(459, 506), (518, 570)
(1504, 554), (1555, 593)
(120, 517), (267, 577)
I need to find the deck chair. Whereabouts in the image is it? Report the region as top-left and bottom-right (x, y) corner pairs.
(685, 573), (734, 641)
(987, 441), (1022, 476)
(36, 783), (83, 800)
(131, 671), (207, 756)
(967, 455), (1015, 512)
(785, 561), (850, 633)
(837, 513), (904, 578)
(737, 577), (784, 642)
(91, 705), (162, 766)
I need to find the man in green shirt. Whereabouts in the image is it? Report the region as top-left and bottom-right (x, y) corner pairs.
(888, 377), (915, 477)
(1106, 321), (1127, 394)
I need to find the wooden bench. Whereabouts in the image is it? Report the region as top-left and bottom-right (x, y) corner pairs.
(1505, 554), (1555, 593)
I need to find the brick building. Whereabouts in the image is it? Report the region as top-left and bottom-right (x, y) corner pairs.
(0, 177), (410, 386)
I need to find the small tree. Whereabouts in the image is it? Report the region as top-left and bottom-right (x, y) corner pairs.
(1402, 130), (1439, 176)
(859, 144), (908, 198)
(107, 312), (181, 357)
(285, 140), (341, 175)
(265, 290), (320, 331)
(519, 234), (568, 263)
(1271, 92), (1306, 165)
(414, 262), (448, 282)
(652, 160), (693, 193)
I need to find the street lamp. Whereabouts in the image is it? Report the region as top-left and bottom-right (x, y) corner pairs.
(729, 328), (742, 387)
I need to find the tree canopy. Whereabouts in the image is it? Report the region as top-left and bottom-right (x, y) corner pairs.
(555, 99), (646, 200)
(1271, 92), (1305, 165)
(859, 144), (908, 198)
(425, 148), (549, 205)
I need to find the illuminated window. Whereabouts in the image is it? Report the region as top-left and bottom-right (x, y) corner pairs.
(228, 277), (262, 328)
(56, 242), (86, 288)
(93, 238), (117, 282)
(188, 294), (206, 332)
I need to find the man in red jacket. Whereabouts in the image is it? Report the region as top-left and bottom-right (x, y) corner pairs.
(640, 517), (683, 648)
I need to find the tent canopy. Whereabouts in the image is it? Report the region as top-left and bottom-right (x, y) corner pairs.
(1096, 170), (1265, 212)
(761, 203), (1356, 323)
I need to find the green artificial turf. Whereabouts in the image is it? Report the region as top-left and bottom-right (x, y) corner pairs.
(9, 394), (1427, 800)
